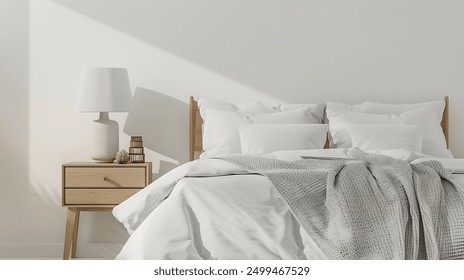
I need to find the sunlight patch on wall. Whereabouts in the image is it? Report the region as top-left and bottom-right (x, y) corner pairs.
(28, 0), (275, 206)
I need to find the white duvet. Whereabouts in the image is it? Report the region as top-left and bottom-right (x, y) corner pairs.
(112, 148), (464, 260)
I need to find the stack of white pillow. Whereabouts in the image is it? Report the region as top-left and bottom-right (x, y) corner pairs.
(326, 100), (452, 158)
(198, 99), (327, 158)
(197, 98), (453, 159)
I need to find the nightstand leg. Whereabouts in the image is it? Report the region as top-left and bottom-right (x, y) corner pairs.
(63, 207), (79, 260)
(71, 209), (80, 258)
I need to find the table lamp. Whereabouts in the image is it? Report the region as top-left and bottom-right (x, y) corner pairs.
(76, 68), (133, 162)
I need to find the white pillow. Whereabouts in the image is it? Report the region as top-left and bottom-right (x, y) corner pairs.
(198, 98), (325, 158)
(350, 125), (423, 153)
(357, 100), (445, 120)
(198, 99), (325, 119)
(247, 108), (318, 124)
(198, 99), (275, 115)
(239, 124), (329, 154)
(277, 103), (326, 121)
(200, 109), (247, 157)
(326, 100), (445, 120)
(327, 107), (452, 158)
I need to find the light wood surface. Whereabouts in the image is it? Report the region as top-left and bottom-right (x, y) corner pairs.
(63, 207), (112, 260)
(189, 96), (450, 161)
(189, 96), (203, 161)
(65, 189), (141, 205)
(61, 162), (152, 259)
(443, 96), (449, 148)
(65, 167), (146, 188)
(62, 162), (152, 206)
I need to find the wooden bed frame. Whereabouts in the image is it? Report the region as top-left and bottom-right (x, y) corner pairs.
(189, 96), (450, 161)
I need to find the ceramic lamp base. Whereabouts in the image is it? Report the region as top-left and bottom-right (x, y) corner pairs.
(90, 112), (119, 162)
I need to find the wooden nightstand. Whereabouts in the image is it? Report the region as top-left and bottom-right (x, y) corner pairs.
(61, 162), (152, 259)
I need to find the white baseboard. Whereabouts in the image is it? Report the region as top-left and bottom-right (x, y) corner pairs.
(0, 243), (123, 259)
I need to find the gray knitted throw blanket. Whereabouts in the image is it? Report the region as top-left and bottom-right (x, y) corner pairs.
(220, 149), (464, 260)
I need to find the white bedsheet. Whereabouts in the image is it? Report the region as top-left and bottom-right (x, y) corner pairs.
(112, 148), (464, 260)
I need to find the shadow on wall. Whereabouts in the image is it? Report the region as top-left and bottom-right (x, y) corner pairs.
(49, 0), (342, 102)
(52, 0), (464, 105)
(124, 88), (189, 176)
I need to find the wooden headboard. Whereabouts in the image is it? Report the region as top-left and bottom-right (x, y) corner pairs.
(189, 96), (450, 161)
(189, 96), (203, 161)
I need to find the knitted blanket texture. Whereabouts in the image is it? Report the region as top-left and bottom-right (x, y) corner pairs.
(221, 149), (464, 260)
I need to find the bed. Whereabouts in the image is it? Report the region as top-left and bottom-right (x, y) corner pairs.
(112, 96), (464, 260)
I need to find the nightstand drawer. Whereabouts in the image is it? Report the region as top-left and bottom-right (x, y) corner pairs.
(64, 189), (140, 205)
(64, 167), (146, 188)
(61, 162), (152, 259)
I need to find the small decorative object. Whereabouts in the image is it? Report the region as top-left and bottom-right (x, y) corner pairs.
(129, 136), (145, 163)
(114, 149), (130, 164)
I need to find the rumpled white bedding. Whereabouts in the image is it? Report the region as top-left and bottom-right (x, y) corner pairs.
(112, 148), (464, 260)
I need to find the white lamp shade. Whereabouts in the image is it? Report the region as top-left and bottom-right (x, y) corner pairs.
(76, 68), (133, 112)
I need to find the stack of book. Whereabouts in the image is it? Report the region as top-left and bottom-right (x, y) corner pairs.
(129, 136), (145, 163)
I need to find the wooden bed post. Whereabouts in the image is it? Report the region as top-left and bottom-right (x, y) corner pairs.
(442, 96), (449, 148)
(189, 96), (197, 161)
(189, 96), (204, 161)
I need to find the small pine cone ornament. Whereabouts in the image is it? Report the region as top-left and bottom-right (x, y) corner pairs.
(114, 149), (130, 164)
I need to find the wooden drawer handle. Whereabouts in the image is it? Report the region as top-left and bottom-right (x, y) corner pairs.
(102, 176), (122, 187)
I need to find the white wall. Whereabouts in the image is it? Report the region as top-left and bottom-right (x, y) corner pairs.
(1, 0), (464, 258)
